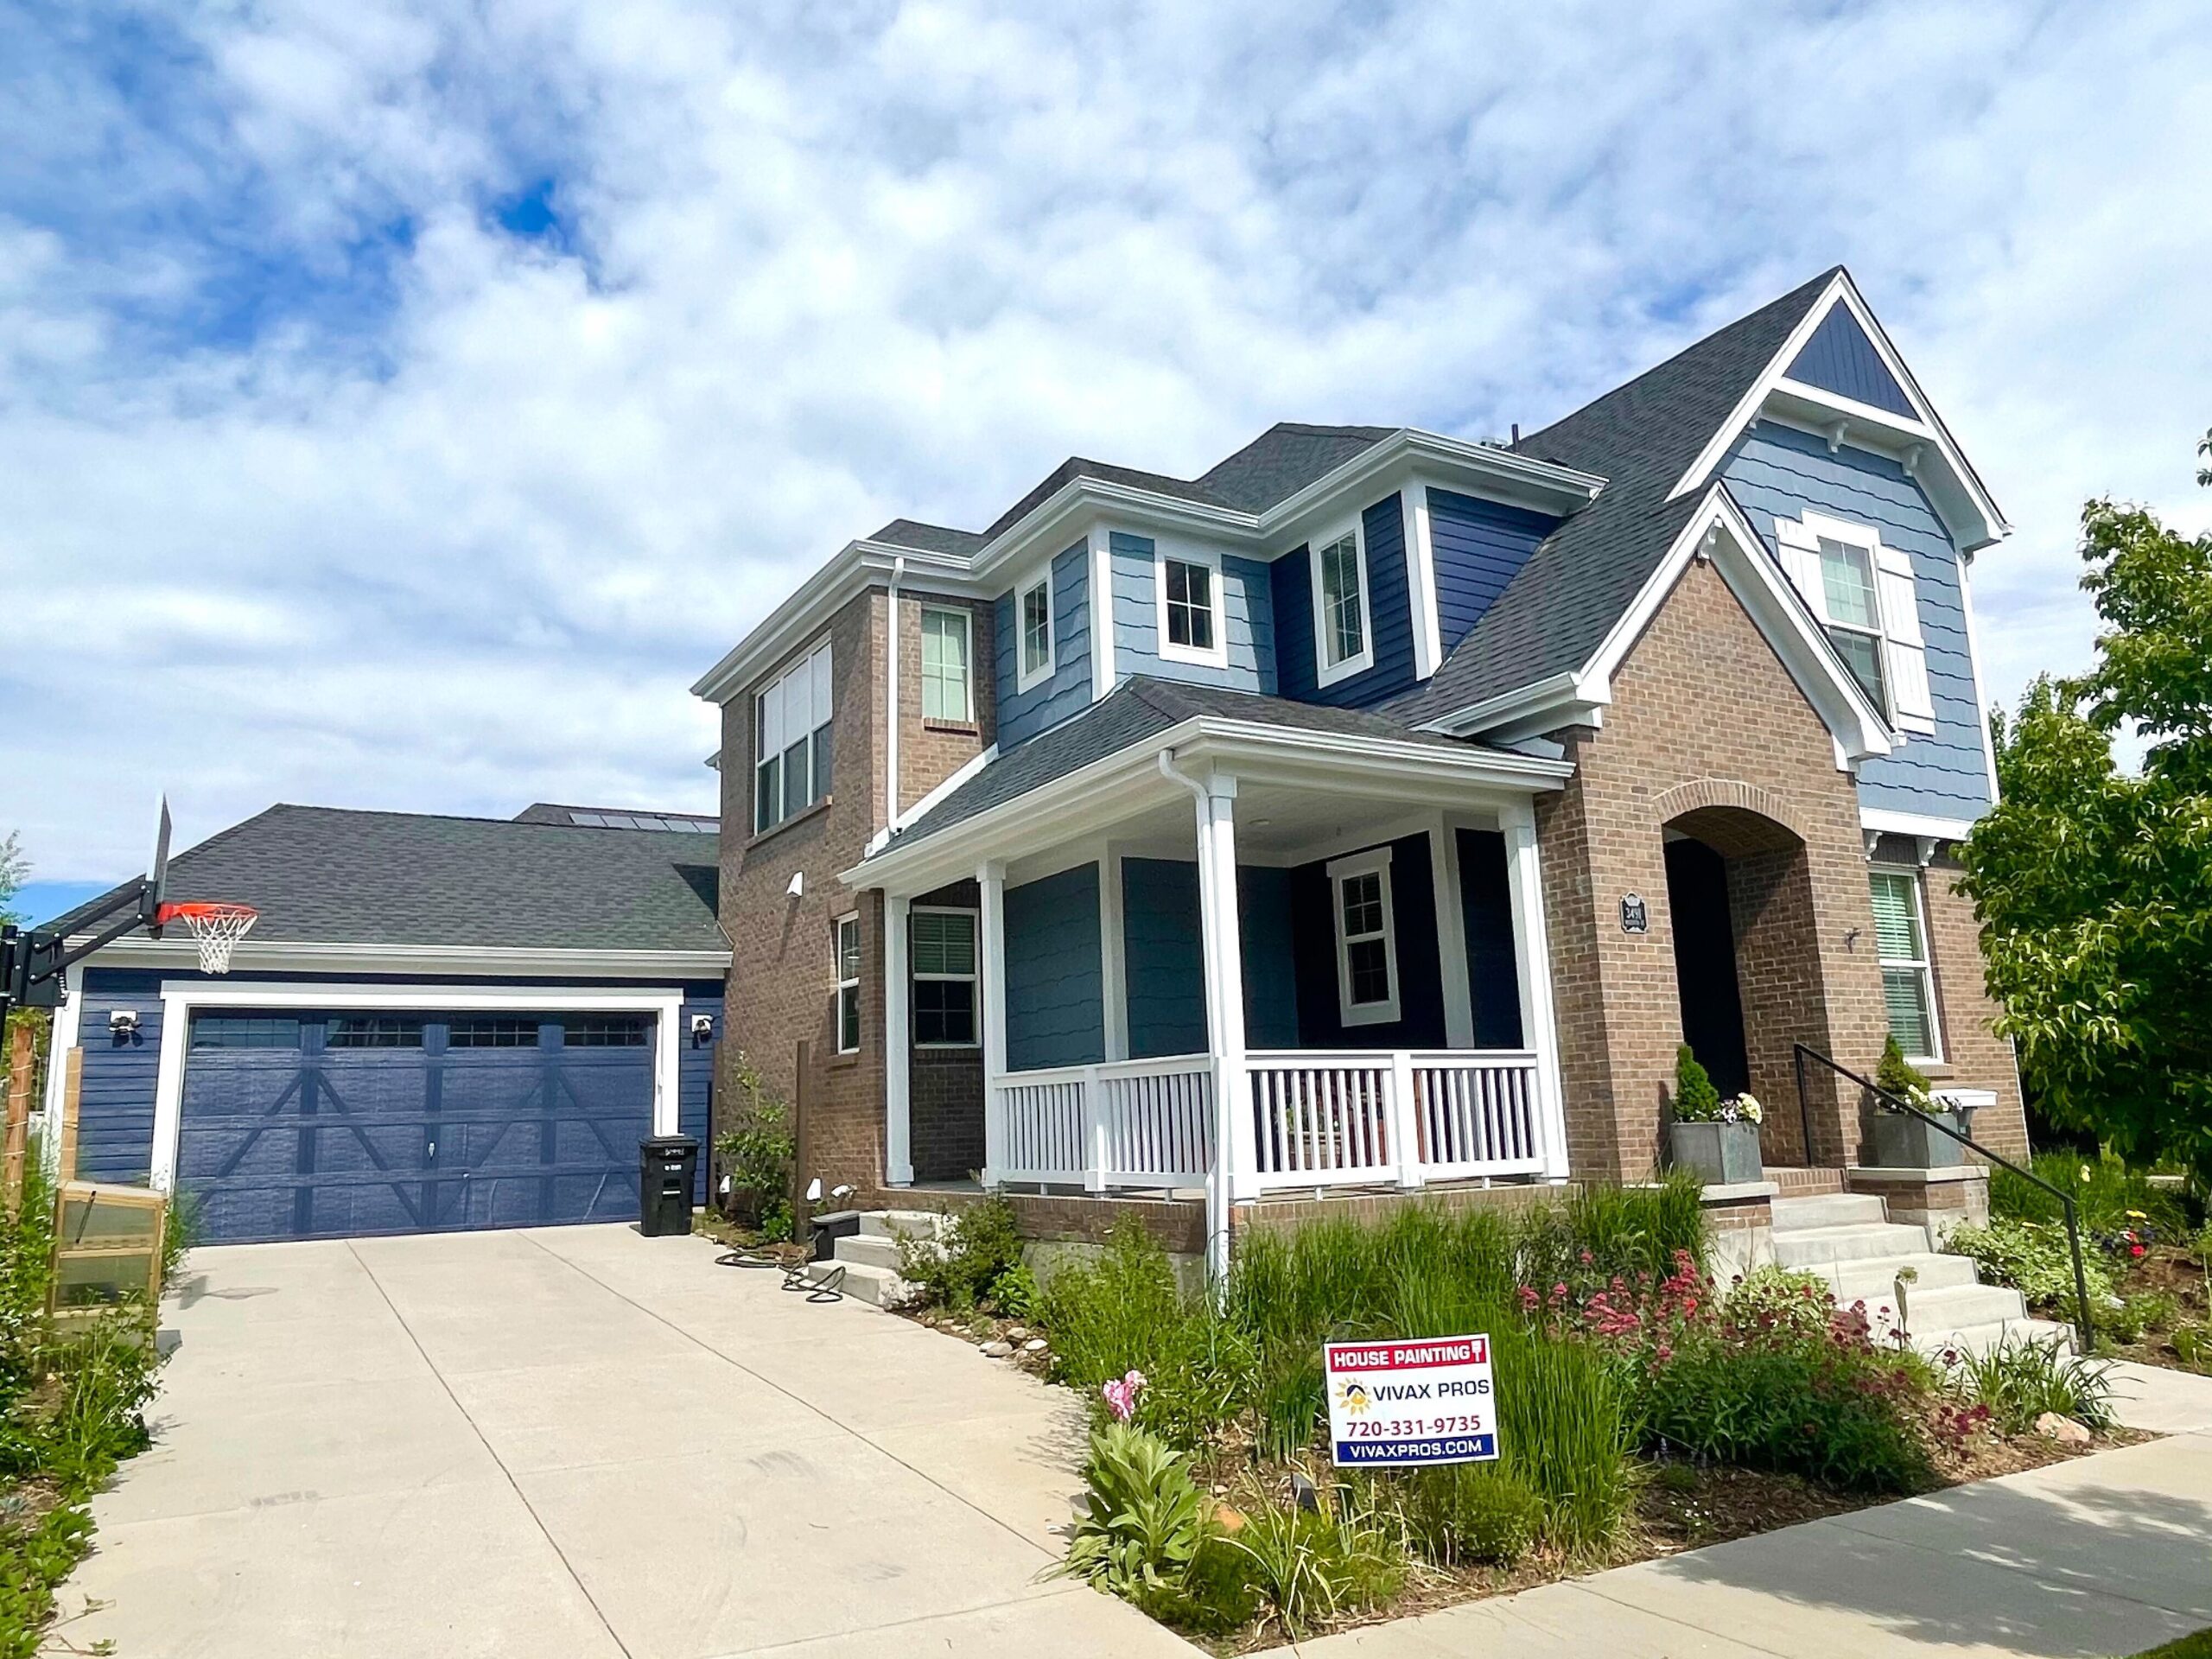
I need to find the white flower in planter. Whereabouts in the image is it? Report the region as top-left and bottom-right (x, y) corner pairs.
(1721, 1092), (1763, 1125)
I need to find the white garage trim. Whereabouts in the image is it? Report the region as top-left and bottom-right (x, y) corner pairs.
(147, 982), (687, 1194)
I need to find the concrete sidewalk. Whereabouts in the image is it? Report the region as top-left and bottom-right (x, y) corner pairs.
(57, 1225), (1192, 1659)
(1303, 1368), (2212, 1659)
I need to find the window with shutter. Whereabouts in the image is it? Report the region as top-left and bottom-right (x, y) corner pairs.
(1773, 512), (1936, 737)
(1873, 544), (1936, 733)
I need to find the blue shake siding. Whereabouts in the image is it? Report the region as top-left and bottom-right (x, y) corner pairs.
(994, 540), (1093, 750)
(1109, 533), (1274, 693)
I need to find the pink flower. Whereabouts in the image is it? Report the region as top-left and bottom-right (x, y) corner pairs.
(1102, 1369), (1147, 1422)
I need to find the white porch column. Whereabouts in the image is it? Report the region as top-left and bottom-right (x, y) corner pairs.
(884, 894), (913, 1186)
(1192, 774), (1256, 1206)
(1098, 843), (1128, 1062)
(978, 860), (1009, 1188)
(1500, 798), (1571, 1180)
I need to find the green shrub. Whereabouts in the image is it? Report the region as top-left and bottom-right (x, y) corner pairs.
(2170, 1323), (2209, 1367)
(1723, 1265), (1843, 1344)
(1490, 1327), (1636, 1552)
(710, 1050), (794, 1240)
(1059, 1424), (1207, 1599)
(1137, 1532), (1262, 1637)
(1228, 1205), (1518, 1357)
(1401, 1461), (1546, 1567)
(1948, 1218), (2114, 1319)
(896, 1198), (1026, 1313)
(1518, 1173), (1707, 1294)
(2105, 1289), (2180, 1345)
(1875, 1033), (1933, 1106)
(1249, 1351), (1326, 1461)
(1942, 1336), (2115, 1433)
(1672, 1044), (1720, 1120)
(1220, 1496), (1404, 1637)
(1040, 1217), (1187, 1384)
(1988, 1150), (2195, 1235)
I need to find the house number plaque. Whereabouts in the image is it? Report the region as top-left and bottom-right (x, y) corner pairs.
(1619, 893), (1649, 934)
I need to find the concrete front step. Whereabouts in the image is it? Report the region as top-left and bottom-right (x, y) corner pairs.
(798, 1256), (916, 1307)
(1770, 1192), (1889, 1232)
(1773, 1221), (1933, 1266)
(1912, 1314), (2075, 1360)
(1821, 1250), (1981, 1300)
(859, 1210), (953, 1241)
(832, 1232), (911, 1272)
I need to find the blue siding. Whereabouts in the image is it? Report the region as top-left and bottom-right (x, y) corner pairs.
(1122, 858), (1206, 1058)
(1109, 533), (1274, 694)
(1427, 487), (1559, 652)
(1723, 423), (1993, 822)
(1237, 867), (1300, 1050)
(1785, 304), (1915, 417)
(1004, 863), (1105, 1071)
(678, 988), (722, 1201)
(1454, 830), (1523, 1048)
(994, 540), (1093, 750)
(1270, 494), (1416, 708)
(76, 969), (164, 1185)
(1287, 833), (1446, 1048)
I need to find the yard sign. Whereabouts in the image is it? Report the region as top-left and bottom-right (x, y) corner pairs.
(1323, 1334), (1499, 1468)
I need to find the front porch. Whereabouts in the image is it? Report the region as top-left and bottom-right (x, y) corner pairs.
(855, 706), (1577, 1246)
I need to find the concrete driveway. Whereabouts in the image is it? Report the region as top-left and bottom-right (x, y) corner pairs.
(60, 1225), (1195, 1659)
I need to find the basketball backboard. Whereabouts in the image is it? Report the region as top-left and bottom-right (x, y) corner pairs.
(144, 795), (172, 936)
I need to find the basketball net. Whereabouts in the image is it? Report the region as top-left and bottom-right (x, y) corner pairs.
(156, 903), (259, 976)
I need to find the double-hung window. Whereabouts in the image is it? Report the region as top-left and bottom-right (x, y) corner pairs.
(911, 909), (978, 1046)
(1817, 536), (1888, 714)
(920, 606), (973, 722)
(1868, 868), (1941, 1063)
(1016, 570), (1054, 690)
(834, 914), (861, 1053)
(1310, 523), (1372, 684)
(754, 640), (834, 835)
(1158, 550), (1226, 666)
(1328, 849), (1400, 1027)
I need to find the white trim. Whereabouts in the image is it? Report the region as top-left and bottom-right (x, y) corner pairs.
(1014, 563), (1056, 693)
(1664, 272), (2006, 551)
(77, 941), (730, 977)
(869, 741), (999, 854)
(145, 982), (688, 1194)
(1326, 846), (1401, 1027)
(1955, 552), (2003, 804)
(1088, 525), (1116, 702)
(1098, 846), (1128, 1062)
(918, 602), (974, 724)
(1307, 512), (1376, 688)
(1859, 806), (1977, 842)
(1402, 486), (1443, 680)
(976, 865), (1008, 1185)
(1868, 866), (1944, 1066)
(39, 963), (84, 1160)
(1431, 817), (1475, 1048)
(885, 563), (903, 830)
(1499, 799), (1569, 1179)
(1154, 543), (1230, 669)
(833, 912), (862, 1056)
(884, 896), (912, 1184)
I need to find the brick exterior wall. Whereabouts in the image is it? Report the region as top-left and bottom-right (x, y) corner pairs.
(717, 586), (997, 1205)
(1535, 557), (1893, 1181)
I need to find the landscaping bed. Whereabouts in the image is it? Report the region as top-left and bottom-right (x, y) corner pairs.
(893, 1182), (2134, 1650)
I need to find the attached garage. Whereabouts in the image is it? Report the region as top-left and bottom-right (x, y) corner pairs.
(46, 804), (730, 1244)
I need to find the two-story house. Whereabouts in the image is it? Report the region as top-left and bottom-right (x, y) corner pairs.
(694, 267), (2024, 1274)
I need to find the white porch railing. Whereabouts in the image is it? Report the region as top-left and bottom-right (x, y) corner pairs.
(990, 1048), (1544, 1195)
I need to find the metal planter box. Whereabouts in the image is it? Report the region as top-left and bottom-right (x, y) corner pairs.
(1868, 1110), (1964, 1169)
(1668, 1121), (1763, 1185)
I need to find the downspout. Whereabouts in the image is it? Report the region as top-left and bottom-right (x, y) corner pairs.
(1157, 749), (1232, 1292)
(885, 556), (905, 836)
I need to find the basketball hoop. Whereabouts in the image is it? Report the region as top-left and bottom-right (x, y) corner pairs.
(156, 902), (258, 976)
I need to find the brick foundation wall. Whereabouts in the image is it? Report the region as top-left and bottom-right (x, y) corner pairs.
(1535, 558), (1893, 1181)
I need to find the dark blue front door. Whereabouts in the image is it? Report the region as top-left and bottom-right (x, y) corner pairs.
(175, 1010), (655, 1243)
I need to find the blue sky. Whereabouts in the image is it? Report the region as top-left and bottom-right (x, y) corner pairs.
(4, 0), (2211, 919)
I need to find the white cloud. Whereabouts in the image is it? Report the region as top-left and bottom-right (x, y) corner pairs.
(3, 0), (2209, 878)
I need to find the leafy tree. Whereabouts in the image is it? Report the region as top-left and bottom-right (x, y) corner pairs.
(0, 830), (23, 927)
(1961, 429), (2212, 1185)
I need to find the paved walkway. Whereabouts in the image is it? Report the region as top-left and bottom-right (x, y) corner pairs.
(59, 1225), (1190, 1658)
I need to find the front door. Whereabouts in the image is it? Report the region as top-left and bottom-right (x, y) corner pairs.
(1663, 838), (1749, 1100)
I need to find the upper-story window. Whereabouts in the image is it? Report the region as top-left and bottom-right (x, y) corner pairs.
(1157, 549), (1226, 667)
(1775, 511), (1936, 734)
(921, 606), (973, 722)
(754, 639), (833, 835)
(1310, 521), (1374, 686)
(1016, 569), (1054, 691)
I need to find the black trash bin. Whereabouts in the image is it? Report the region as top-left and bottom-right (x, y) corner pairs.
(638, 1135), (699, 1236)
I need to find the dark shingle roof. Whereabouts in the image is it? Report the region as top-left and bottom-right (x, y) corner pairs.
(868, 518), (988, 557)
(880, 677), (1496, 853)
(982, 457), (1237, 541)
(1387, 270), (1839, 724)
(1194, 423), (1396, 513)
(52, 805), (724, 954)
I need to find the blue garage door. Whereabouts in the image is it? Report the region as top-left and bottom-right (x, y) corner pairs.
(176, 1010), (657, 1243)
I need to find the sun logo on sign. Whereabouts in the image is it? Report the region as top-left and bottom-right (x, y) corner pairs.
(1335, 1379), (1371, 1417)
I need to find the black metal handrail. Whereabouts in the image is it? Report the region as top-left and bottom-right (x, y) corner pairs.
(1792, 1043), (2095, 1352)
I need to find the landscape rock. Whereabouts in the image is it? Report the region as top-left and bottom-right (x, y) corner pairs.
(2035, 1411), (2092, 1445)
(979, 1339), (1014, 1358)
(1006, 1326), (1029, 1340)
(1023, 1338), (1048, 1353)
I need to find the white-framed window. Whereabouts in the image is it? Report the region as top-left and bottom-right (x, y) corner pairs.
(753, 639), (834, 835)
(920, 606), (973, 722)
(1775, 510), (1936, 734)
(834, 913), (861, 1054)
(1015, 568), (1054, 691)
(1308, 518), (1373, 686)
(1156, 546), (1227, 667)
(911, 907), (978, 1047)
(1327, 847), (1400, 1027)
(1868, 867), (1942, 1064)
